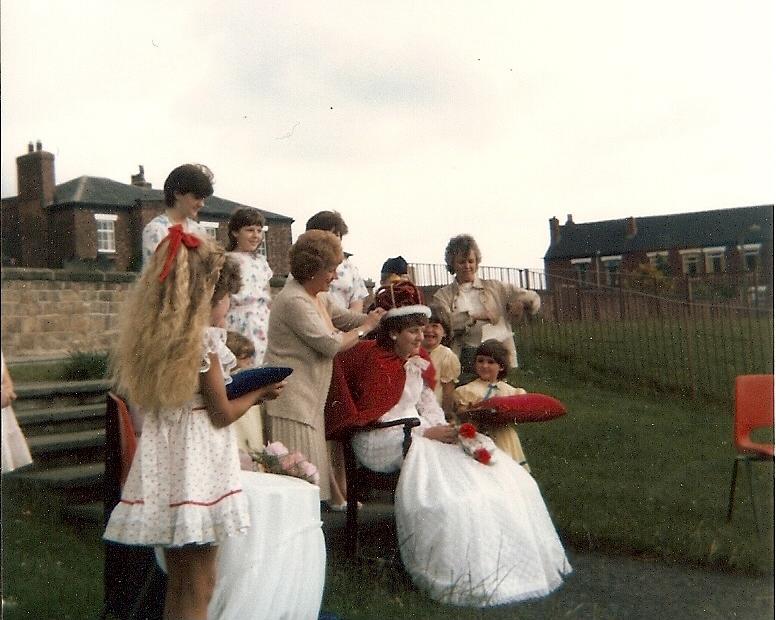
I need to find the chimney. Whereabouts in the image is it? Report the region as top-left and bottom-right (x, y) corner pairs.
(549, 216), (560, 243)
(566, 213), (574, 225)
(626, 216), (637, 238)
(131, 164), (152, 188)
(16, 140), (56, 204)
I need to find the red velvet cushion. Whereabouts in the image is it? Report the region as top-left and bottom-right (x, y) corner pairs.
(484, 393), (567, 423)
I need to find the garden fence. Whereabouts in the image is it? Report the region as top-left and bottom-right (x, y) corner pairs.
(517, 275), (773, 402)
(410, 263), (773, 403)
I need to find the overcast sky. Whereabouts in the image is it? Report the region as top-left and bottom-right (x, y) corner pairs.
(2, 1), (773, 281)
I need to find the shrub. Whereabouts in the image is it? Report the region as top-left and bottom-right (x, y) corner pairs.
(63, 351), (108, 381)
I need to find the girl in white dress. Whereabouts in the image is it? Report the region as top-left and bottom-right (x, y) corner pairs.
(1, 352), (33, 473)
(328, 282), (571, 608)
(225, 207), (273, 365)
(104, 227), (286, 620)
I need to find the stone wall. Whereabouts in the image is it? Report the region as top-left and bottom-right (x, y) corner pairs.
(1, 268), (136, 360)
(0, 268), (298, 361)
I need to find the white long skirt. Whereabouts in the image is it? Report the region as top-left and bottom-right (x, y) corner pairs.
(395, 436), (571, 607)
(157, 471), (326, 620)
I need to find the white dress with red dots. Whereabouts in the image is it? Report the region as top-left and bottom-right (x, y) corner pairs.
(103, 327), (250, 547)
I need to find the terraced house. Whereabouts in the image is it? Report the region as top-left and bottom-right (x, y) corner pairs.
(543, 205), (773, 295)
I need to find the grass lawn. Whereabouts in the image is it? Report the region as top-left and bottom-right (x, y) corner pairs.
(1, 480), (104, 619)
(1, 356), (772, 618)
(514, 357), (773, 574)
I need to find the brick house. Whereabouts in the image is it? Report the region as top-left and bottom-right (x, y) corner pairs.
(1, 142), (294, 275)
(543, 205), (773, 289)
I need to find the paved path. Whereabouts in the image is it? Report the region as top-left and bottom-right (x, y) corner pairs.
(322, 505), (774, 619)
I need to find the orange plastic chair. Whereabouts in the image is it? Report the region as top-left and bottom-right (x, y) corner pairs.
(726, 374), (774, 534)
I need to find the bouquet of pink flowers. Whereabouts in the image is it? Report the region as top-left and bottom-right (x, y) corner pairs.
(248, 441), (320, 485)
(457, 423), (496, 465)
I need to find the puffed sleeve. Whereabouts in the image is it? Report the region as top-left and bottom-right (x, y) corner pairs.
(436, 349), (461, 385)
(200, 327), (237, 382)
(453, 382), (483, 410)
(416, 385), (447, 429)
(142, 220), (166, 268)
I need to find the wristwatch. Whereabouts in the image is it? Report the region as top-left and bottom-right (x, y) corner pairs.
(357, 329), (366, 339)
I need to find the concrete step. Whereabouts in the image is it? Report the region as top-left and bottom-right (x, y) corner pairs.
(10, 462), (104, 489)
(16, 403), (105, 435)
(12, 380), (109, 411)
(27, 428), (105, 461)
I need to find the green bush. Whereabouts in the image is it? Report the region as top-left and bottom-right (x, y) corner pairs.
(63, 351), (108, 381)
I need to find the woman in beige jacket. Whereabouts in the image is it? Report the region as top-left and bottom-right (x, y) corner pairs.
(433, 234), (541, 378)
(264, 230), (383, 502)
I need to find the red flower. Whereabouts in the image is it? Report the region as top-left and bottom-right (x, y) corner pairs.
(474, 448), (492, 465)
(459, 423), (477, 439)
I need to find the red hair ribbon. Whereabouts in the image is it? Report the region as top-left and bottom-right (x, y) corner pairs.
(157, 224), (202, 282)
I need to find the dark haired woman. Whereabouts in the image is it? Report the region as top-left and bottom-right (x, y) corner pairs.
(141, 163), (214, 267)
(327, 284), (570, 607)
(264, 230), (384, 504)
(225, 207), (273, 365)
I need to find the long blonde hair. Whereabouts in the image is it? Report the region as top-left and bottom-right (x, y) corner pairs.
(111, 235), (225, 410)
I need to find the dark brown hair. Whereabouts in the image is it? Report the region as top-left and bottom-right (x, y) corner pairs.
(305, 210), (349, 237)
(227, 207), (266, 251)
(376, 314), (429, 349)
(475, 339), (510, 380)
(163, 164), (214, 208)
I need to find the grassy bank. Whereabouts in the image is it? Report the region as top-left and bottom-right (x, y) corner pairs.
(1, 357), (771, 618)
(518, 316), (773, 401)
(514, 357), (773, 574)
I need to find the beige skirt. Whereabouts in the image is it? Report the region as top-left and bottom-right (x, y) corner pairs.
(268, 417), (330, 501)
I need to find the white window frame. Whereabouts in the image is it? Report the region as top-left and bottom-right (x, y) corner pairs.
(257, 225), (269, 257)
(739, 243), (762, 272)
(199, 221), (220, 240)
(647, 250), (670, 274)
(570, 258), (591, 282)
(95, 213), (118, 254)
(679, 248), (702, 276)
(702, 246), (726, 274)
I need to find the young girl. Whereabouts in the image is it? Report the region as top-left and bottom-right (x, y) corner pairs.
(422, 310), (461, 415)
(104, 226), (285, 620)
(225, 207), (273, 365)
(141, 163), (213, 268)
(453, 339), (531, 472)
(225, 331), (266, 459)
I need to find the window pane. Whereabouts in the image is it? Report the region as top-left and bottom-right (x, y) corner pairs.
(96, 220), (116, 253)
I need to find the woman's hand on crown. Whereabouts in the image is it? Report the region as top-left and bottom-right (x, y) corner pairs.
(364, 308), (385, 332)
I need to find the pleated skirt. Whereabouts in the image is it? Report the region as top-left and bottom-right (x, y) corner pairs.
(267, 416), (330, 501)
